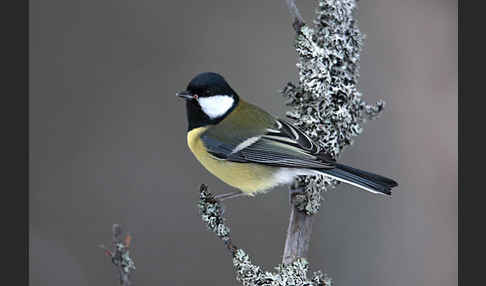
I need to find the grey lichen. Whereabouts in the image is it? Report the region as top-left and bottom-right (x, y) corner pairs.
(292, 176), (331, 215)
(198, 184), (236, 253)
(281, 0), (385, 215)
(233, 249), (332, 286)
(198, 184), (332, 285)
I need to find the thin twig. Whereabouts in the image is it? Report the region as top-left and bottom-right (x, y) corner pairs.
(285, 0), (305, 31)
(100, 224), (136, 286)
(198, 184), (238, 255)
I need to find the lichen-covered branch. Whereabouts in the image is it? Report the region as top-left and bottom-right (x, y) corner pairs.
(282, 0), (384, 268)
(281, 0), (384, 268)
(198, 184), (237, 254)
(234, 249), (332, 286)
(100, 224), (136, 286)
(198, 185), (332, 286)
(282, 0), (384, 215)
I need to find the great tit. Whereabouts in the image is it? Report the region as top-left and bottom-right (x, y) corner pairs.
(177, 72), (398, 199)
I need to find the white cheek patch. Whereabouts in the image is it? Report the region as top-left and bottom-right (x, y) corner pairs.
(198, 95), (234, 119)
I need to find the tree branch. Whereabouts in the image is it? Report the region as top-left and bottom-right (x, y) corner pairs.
(198, 184), (331, 286)
(282, 187), (315, 264)
(281, 0), (385, 266)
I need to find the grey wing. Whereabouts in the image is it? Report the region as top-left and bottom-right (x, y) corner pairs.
(202, 118), (335, 169)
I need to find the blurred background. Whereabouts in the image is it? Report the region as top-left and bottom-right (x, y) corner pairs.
(29, 0), (457, 285)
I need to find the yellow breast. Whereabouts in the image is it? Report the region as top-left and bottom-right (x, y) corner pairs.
(187, 127), (278, 195)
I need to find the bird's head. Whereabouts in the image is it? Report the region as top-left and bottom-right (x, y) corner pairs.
(177, 72), (239, 130)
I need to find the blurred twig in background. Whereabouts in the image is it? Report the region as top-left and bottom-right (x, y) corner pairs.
(99, 224), (136, 286)
(197, 0), (387, 284)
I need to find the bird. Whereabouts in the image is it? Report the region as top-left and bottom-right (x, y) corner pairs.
(177, 72), (398, 200)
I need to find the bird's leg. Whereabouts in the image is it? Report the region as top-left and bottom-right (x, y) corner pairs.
(214, 191), (246, 201)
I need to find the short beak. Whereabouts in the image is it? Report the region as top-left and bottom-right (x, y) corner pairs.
(176, 90), (193, 100)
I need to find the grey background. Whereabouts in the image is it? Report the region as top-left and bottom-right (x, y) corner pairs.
(30, 0), (457, 285)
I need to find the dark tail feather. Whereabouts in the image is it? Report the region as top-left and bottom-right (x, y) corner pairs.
(321, 163), (398, 196)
